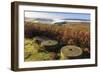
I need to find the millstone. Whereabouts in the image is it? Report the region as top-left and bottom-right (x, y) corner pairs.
(61, 45), (83, 58)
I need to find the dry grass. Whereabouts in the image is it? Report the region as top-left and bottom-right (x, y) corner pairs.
(25, 22), (90, 48)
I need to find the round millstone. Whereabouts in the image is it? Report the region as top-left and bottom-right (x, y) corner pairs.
(61, 45), (83, 58)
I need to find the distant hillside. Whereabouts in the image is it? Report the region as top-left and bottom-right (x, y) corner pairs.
(25, 17), (53, 24)
(25, 17), (90, 25)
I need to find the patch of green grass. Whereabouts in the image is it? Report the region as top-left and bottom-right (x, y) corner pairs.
(25, 52), (52, 61)
(24, 38), (52, 61)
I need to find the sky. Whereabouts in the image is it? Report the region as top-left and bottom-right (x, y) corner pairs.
(25, 11), (90, 21)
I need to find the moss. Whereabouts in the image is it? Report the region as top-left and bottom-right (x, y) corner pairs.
(24, 38), (52, 61)
(25, 52), (51, 61)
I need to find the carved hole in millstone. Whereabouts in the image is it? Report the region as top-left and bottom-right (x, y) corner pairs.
(69, 49), (73, 51)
